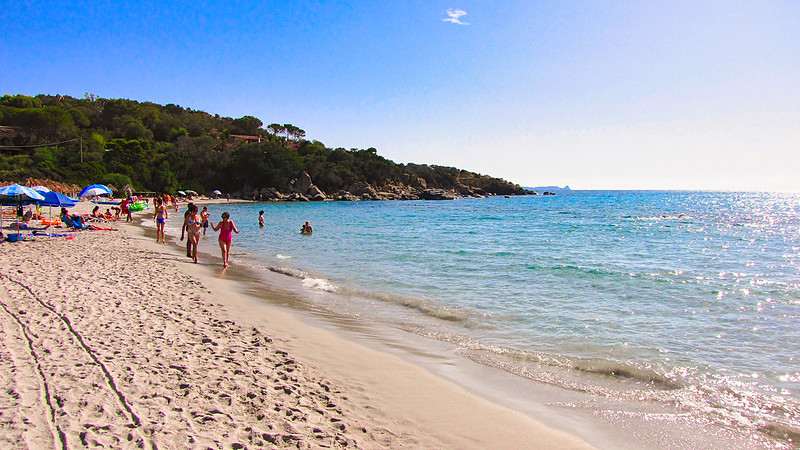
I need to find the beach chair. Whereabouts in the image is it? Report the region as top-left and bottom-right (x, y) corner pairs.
(61, 215), (89, 230)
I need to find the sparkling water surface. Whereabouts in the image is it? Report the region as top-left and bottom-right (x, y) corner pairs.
(180, 191), (800, 446)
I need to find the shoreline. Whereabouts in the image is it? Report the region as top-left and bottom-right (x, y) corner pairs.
(130, 204), (599, 448)
(146, 197), (779, 449)
(0, 200), (594, 448)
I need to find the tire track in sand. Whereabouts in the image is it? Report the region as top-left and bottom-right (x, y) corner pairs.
(0, 292), (65, 449)
(0, 272), (149, 448)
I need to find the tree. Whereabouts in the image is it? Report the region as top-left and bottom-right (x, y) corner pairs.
(267, 123), (285, 136)
(283, 123), (306, 141)
(232, 115), (263, 135)
(0, 94), (42, 109)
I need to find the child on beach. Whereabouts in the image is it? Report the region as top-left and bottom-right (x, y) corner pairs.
(201, 206), (210, 236)
(211, 212), (239, 268)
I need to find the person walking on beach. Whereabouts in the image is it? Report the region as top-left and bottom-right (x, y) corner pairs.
(201, 206), (210, 236)
(153, 198), (168, 244)
(211, 212), (239, 268)
(258, 210), (264, 228)
(180, 202), (195, 257)
(184, 204), (202, 263)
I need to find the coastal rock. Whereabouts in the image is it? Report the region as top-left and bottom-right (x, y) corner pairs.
(375, 191), (400, 201)
(420, 189), (457, 201)
(286, 193), (309, 202)
(346, 182), (376, 197)
(400, 173), (427, 189)
(308, 185), (327, 201)
(334, 191), (360, 201)
(261, 187), (284, 200)
(291, 171), (313, 194)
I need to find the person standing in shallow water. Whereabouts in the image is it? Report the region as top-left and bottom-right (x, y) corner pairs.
(301, 220), (313, 234)
(211, 212), (239, 268)
(258, 210), (264, 228)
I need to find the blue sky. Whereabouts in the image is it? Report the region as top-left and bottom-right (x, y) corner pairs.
(3, 1), (799, 191)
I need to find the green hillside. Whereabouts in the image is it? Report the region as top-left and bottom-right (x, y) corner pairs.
(0, 94), (530, 200)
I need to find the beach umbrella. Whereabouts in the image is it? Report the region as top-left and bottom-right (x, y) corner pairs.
(0, 184), (46, 241)
(35, 191), (77, 236)
(212, 190), (222, 195)
(79, 184), (113, 197)
(31, 185), (51, 193)
(185, 190), (198, 195)
(39, 191), (76, 208)
(38, 191), (77, 229)
(177, 190), (186, 196)
(0, 184), (47, 203)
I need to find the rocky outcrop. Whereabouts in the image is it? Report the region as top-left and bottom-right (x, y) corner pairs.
(286, 192), (309, 202)
(291, 171), (313, 194)
(261, 187), (285, 201)
(333, 191), (360, 201)
(307, 185), (327, 201)
(346, 182), (376, 199)
(249, 165), (530, 203)
(419, 189), (457, 200)
(289, 171), (327, 201)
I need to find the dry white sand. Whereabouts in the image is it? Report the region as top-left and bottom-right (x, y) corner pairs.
(0, 200), (594, 448)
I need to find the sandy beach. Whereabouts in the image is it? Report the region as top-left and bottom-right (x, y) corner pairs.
(0, 200), (593, 449)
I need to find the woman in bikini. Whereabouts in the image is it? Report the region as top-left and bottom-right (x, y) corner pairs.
(153, 197), (169, 243)
(211, 211), (239, 268)
(185, 204), (202, 263)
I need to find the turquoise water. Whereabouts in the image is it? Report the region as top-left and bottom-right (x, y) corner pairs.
(168, 192), (800, 446)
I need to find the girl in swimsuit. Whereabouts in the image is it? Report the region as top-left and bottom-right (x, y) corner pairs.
(186, 204), (202, 263)
(153, 198), (168, 244)
(211, 211), (239, 268)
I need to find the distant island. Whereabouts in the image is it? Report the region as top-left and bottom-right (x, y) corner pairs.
(0, 93), (531, 201)
(524, 185), (571, 191)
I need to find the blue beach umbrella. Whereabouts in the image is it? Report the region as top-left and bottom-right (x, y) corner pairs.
(37, 191), (78, 236)
(79, 184), (112, 197)
(0, 184), (46, 203)
(39, 191), (76, 208)
(0, 184), (46, 241)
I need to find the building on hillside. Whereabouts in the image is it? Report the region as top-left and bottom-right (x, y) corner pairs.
(225, 134), (263, 149)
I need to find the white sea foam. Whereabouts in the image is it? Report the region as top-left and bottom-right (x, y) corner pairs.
(301, 277), (337, 292)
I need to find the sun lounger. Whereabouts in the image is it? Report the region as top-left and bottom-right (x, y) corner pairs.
(60, 216), (117, 231)
(61, 215), (89, 230)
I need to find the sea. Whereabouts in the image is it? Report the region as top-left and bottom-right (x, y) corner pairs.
(149, 191), (800, 448)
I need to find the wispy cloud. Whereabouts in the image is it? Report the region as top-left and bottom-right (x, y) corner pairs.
(442, 9), (469, 25)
